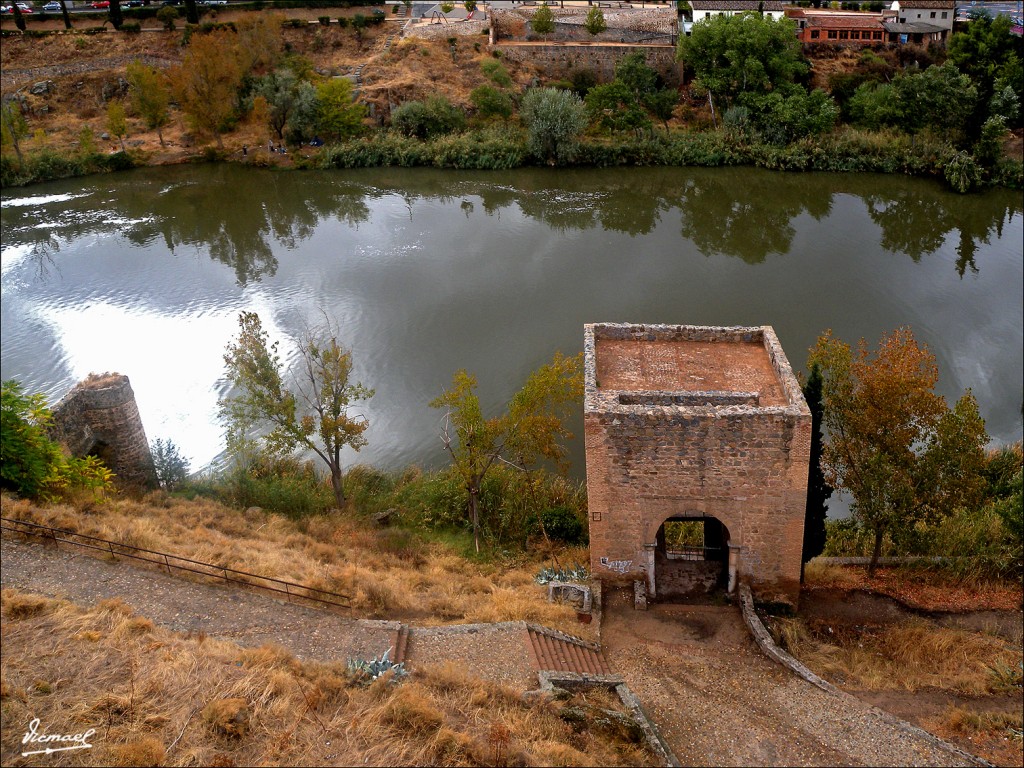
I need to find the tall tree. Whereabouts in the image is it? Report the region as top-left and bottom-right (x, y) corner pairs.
(170, 30), (244, 149)
(532, 4), (555, 35)
(800, 362), (831, 579)
(10, 3), (26, 32)
(220, 312), (374, 509)
(583, 6), (606, 36)
(315, 78), (366, 142)
(808, 328), (988, 576)
(1, 102), (29, 164)
(58, 0), (73, 30)
(108, 0), (124, 31)
(184, 0), (200, 25)
(106, 100), (128, 151)
(127, 60), (171, 146)
(430, 352), (583, 552)
(677, 13), (807, 108)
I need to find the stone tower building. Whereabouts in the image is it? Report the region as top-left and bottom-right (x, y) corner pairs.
(50, 373), (156, 488)
(584, 324), (811, 607)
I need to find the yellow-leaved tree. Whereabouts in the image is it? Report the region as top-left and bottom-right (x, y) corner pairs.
(808, 328), (988, 576)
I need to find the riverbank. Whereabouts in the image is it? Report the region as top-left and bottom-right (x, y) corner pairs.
(2, 11), (1022, 191)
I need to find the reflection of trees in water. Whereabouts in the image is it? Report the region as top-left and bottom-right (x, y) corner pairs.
(676, 173), (833, 263)
(863, 183), (1021, 276)
(119, 169), (371, 285)
(0, 167), (370, 286)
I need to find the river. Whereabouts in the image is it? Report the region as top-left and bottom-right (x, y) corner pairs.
(1, 164), (1021, 484)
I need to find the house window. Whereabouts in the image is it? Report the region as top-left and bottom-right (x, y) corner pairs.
(839, 30), (849, 39)
(828, 30), (838, 39)
(873, 30), (882, 39)
(810, 30), (820, 39)
(930, 11), (936, 17)
(941, 11), (947, 18)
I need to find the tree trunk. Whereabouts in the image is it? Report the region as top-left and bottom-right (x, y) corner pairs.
(157, 125), (164, 147)
(185, 0), (199, 25)
(330, 465), (345, 509)
(868, 526), (884, 577)
(469, 482), (480, 553)
(59, 0), (73, 30)
(12, 4), (26, 32)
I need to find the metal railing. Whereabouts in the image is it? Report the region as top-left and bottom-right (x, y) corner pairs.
(665, 545), (722, 562)
(0, 516), (351, 613)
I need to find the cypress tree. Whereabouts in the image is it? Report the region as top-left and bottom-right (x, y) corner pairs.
(801, 362), (832, 580)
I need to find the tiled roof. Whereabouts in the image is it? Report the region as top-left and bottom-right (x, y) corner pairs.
(892, 1), (955, 9)
(805, 15), (886, 29)
(690, 1), (787, 10)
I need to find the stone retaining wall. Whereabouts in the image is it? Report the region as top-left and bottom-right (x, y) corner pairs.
(494, 43), (680, 84)
(403, 19), (490, 39)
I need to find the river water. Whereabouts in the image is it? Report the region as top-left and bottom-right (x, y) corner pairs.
(1, 164), (1021, 480)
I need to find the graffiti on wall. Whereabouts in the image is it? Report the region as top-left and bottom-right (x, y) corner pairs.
(599, 557), (633, 574)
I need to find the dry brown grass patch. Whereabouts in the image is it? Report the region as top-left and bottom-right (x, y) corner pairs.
(779, 615), (1023, 695)
(1, 492), (594, 639)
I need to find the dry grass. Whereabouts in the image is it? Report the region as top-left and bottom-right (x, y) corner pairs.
(0, 493), (593, 641)
(776, 615), (1023, 696)
(0, 591), (653, 767)
(803, 560), (1023, 612)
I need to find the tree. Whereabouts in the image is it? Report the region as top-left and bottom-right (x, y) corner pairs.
(127, 60), (171, 146)
(1, 101), (29, 164)
(521, 87), (587, 165)
(430, 352), (583, 552)
(11, 3), (26, 32)
(1, 380), (64, 500)
(151, 438), (190, 490)
(157, 6), (178, 32)
(171, 31), (244, 149)
(532, 4), (555, 35)
(677, 13), (807, 108)
(1, 381), (113, 502)
(808, 328), (988, 576)
(184, 0), (199, 25)
(315, 78), (366, 142)
(108, 0), (124, 31)
(586, 81), (652, 135)
(58, 0), (73, 31)
(800, 363), (831, 579)
(584, 6), (606, 36)
(464, 0), (477, 13)
(220, 312), (373, 509)
(470, 85), (514, 121)
(948, 12), (1024, 131)
(253, 69), (304, 141)
(106, 100), (128, 152)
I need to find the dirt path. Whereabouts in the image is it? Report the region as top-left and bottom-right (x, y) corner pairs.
(1, 537), (987, 765)
(600, 587), (982, 767)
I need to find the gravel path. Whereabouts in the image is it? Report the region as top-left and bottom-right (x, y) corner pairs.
(1, 536), (985, 766)
(600, 587), (981, 767)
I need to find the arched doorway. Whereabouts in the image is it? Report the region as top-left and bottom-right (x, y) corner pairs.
(652, 516), (731, 601)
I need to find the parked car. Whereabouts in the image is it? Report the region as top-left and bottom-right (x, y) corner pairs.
(3, 2), (35, 12)
(89, 0), (109, 7)
(201, 0), (228, 5)
(124, 0), (144, 5)
(42, 1), (63, 11)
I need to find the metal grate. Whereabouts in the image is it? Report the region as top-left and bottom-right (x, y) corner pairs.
(1, 516), (350, 612)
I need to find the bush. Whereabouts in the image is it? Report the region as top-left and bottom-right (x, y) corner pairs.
(945, 151), (982, 193)
(0, 380), (114, 502)
(151, 438), (190, 491)
(120, 22), (142, 34)
(390, 96), (466, 140)
(521, 87), (587, 165)
(220, 455), (334, 518)
(539, 506), (586, 544)
(318, 15), (330, 25)
(469, 85), (514, 121)
(480, 58), (512, 88)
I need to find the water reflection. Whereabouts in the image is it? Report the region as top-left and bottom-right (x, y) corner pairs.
(1, 165), (1020, 473)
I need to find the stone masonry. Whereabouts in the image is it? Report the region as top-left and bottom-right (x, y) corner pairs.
(584, 324), (811, 607)
(49, 373), (156, 488)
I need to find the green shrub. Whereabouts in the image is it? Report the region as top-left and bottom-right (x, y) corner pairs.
(390, 96), (466, 140)
(120, 22), (142, 34)
(151, 438), (190, 491)
(469, 85), (514, 121)
(480, 58), (512, 88)
(318, 15), (331, 25)
(539, 506), (586, 544)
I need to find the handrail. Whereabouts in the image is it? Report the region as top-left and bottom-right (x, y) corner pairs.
(0, 516), (350, 612)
